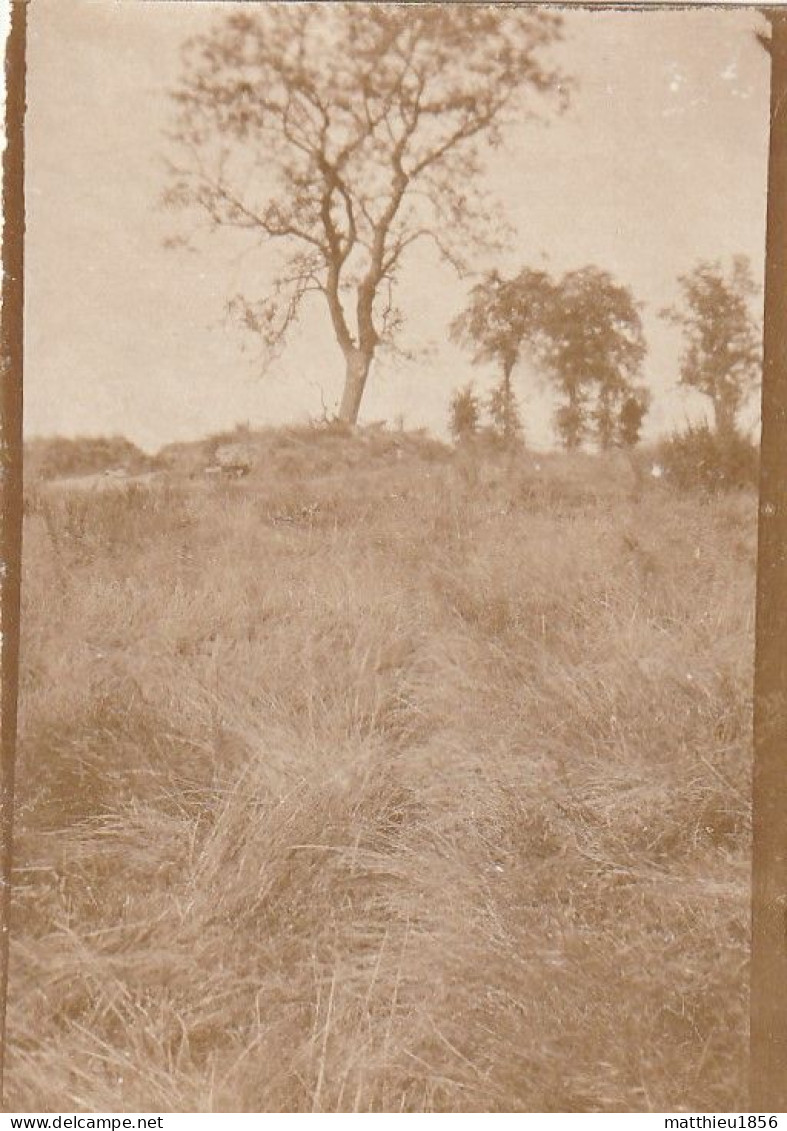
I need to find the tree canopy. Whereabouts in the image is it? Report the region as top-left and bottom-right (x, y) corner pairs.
(450, 268), (556, 381)
(165, 4), (567, 423)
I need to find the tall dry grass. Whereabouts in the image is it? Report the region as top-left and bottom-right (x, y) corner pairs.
(11, 436), (753, 1111)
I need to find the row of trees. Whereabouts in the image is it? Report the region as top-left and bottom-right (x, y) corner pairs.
(164, 6), (762, 452)
(447, 256), (762, 450)
(450, 265), (648, 449)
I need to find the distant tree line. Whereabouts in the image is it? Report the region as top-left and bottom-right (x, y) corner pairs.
(449, 255), (761, 452)
(450, 265), (649, 450)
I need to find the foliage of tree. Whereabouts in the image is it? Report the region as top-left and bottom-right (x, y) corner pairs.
(450, 268), (555, 382)
(449, 383), (482, 443)
(165, 5), (566, 424)
(660, 256), (762, 436)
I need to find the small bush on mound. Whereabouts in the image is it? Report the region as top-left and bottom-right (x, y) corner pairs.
(26, 435), (153, 482)
(449, 383), (482, 443)
(658, 423), (759, 493)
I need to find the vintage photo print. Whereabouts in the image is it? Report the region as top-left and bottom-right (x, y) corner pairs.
(1, 0), (778, 1113)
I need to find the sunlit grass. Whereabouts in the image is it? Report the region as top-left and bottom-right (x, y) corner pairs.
(11, 434), (753, 1111)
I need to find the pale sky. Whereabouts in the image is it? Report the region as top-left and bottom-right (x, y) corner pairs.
(25, 1), (771, 452)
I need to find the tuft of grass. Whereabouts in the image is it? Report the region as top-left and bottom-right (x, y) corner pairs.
(11, 432), (753, 1111)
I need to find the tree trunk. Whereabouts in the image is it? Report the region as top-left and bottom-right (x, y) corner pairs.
(338, 349), (373, 425)
(502, 359), (516, 444)
(713, 395), (738, 439)
(558, 385), (585, 450)
(752, 10), (787, 1112)
(502, 359), (513, 404)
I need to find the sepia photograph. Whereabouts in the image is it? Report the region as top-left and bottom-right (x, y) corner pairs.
(3, 0), (781, 1112)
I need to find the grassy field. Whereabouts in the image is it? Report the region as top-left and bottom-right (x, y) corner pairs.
(10, 428), (753, 1111)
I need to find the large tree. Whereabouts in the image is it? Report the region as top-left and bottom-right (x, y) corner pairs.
(165, 5), (566, 424)
(449, 267), (555, 445)
(660, 256), (762, 437)
(542, 267), (647, 450)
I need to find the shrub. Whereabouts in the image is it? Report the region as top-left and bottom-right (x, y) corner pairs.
(658, 422), (759, 493)
(618, 392), (650, 448)
(37, 483), (194, 561)
(554, 401), (587, 450)
(487, 380), (523, 447)
(449, 383), (482, 443)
